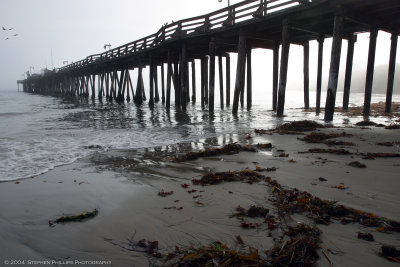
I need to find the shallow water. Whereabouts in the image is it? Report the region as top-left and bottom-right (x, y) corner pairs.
(0, 89), (398, 181)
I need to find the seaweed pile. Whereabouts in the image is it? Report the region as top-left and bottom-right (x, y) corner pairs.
(49, 209), (98, 226)
(276, 120), (325, 132)
(172, 143), (272, 162)
(300, 148), (353, 155)
(192, 170), (265, 186)
(299, 132), (353, 146)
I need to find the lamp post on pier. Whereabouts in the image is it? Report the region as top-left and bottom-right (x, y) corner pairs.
(218, 0), (230, 7)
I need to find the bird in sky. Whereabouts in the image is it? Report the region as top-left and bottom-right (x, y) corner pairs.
(13, 34), (18, 36)
(9, 28), (13, 30)
(2, 26), (6, 31)
(5, 37), (10, 40)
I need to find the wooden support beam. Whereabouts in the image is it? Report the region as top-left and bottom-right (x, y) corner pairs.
(174, 59), (180, 107)
(126, 70), (131, 102)
(209, 38), (216, 113)
(246, 44), (252, 110)
(385, 31), (398, 113)
(342, 35), (356, 111)
(303, 41), (310, 109)
(204, 56), (209, 104)
(166, 50), (172, 108)
(161, 63), (165, 103)
(154, 65), (160, 103)
(277, 21), (291, 116)
(186, 61), (190, 103)
(117, 70), (125, 102)
(363, 26), (378, 117)
(201, 57), (205, 108)
(272, 43), (279, 111)
(191, 60), (196, 103)
(226, 55), (231, 106)
(135, 68), (143, 104)
(324, 16), (344, 121)
(149, 61), (155, 106)
(232, 35), (247, 114)
(316, 37), (324, 114)
(181, 44), (188, 111)
(218, 55), (224, 109)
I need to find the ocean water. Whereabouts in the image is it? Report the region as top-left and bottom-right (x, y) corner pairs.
(0, 89), (398, 182)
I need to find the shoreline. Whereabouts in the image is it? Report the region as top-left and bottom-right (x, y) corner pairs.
(1, 119), (400, 266)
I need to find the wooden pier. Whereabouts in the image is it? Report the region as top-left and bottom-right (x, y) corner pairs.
(20, 0), (400, 120)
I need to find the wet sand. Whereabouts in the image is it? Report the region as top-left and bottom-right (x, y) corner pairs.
(1, 121), (400, 266)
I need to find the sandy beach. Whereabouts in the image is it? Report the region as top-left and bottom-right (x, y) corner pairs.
(1, 116), (400, 266)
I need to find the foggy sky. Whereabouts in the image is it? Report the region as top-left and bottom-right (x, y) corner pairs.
(0, 0), (399, 96)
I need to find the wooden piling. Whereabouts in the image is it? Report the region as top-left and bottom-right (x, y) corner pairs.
(385, 31), (398, 113)
(363, 26), (378, 117)
(135, 68), (143, 104)
(154, 65), (160, 102)
(181, 44), (187, 111)
(161, 63), (165, 103)
(316, 37), (324, 114)
(166, 50), (172, 108)
(218, 55), (224, 109)
(201, 57), (205, 108)
(209, 38), (216, 113)
(149, 61), (155, 106)
(191, 60), (196, 103)
(342, 35), (356, 111)
(232, 35), (247, 114)
(303, 41), (309, 109)
(272, 43), (279, 111)
(174, 59), (180, 107)
(324, 16), (344, 121)
(246, 44), (252, 110)
(226, 55), (230, 106)
(204, 56), (209, 105)
(276, 20), (291, 116)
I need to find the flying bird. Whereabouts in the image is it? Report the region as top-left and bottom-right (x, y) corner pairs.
(13, 34), (18, 36)
(8, 28), (13, 30)
(2, 27), (6, 31)
(5, 38), (10, 40)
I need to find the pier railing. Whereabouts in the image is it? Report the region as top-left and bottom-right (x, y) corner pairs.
(58, 0), (306, 73)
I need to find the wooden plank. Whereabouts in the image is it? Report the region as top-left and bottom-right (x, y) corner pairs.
(316, 37), (324, 114)
(342, 35), (356, 111)
(303, 41), (309, 109)
(226, 55), (231, 106)
(385, 31), (398, 113)
(209, 38), (216, 113)
(277, 20), (291, 116)
(324, 16), (344, 121)
(363, 26), (378, 117)
(232, 35), (247, 114)
(218, 55), (224, 109)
